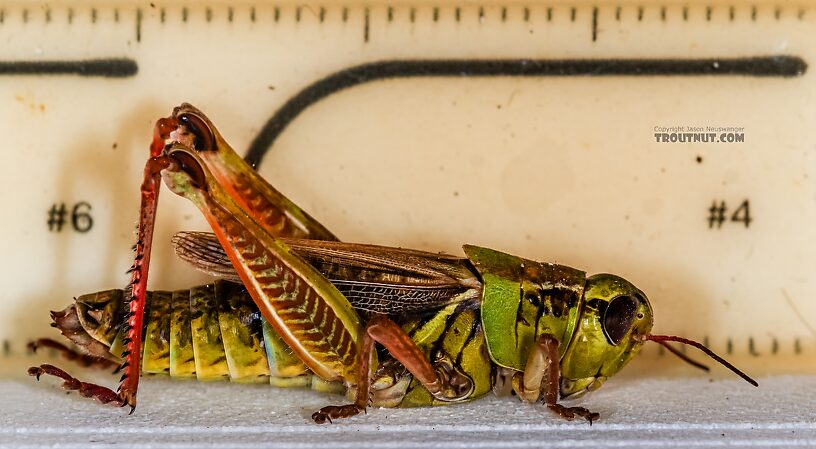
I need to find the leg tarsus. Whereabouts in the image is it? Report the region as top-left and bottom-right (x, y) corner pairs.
(547, 403), (600, 424)
(311, 404), (364, 424)
(312, 315), (377, 424)
(28, 364), (124, 406)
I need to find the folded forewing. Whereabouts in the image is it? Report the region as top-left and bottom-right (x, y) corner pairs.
(173, 231), (482, 314)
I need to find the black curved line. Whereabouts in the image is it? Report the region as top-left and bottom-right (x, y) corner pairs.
(245, 56), (806, 168)
(0, 58), (138, 77)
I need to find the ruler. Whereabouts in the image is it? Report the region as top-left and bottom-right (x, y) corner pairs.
(1, 1), (814, 373)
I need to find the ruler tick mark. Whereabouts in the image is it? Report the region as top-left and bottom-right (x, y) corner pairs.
(342, 7), (348, 22)
(501, 7), (507, 21)
(45, 8), (51, 23)
(136, 8), (142, 42)
(726, 338), (733, 355)
(794, 338), (801, 354)
(433, 7), (439, 22)
(479, 6), (485, 23)
(22, 9), (28, 23)
(798, 9), (805, 20)
(660, 6), (666, 21)
(228, 7), (233, 22)
(637, 6), (643, 21)
(274, 7), (280, 22)
(67, 8), (73, 24)
(683, 6), (688, 21)
(729, 6), (735, 21)
(387, 6), (393, 22)
(250, 6), (256, 22)
(525, 7), (531, 22)
(91, 8), (97, 24)
(706, 6), (712, 21)
(160, 7), (165, 23)
(181, 7), (187, 23)
(570, 7), (576, 22)
(320, 7), (325, 23)
(409, 7), (415, 23)
(775, 7), (781, 20)
(771, 338), (779, 355)
(751, 5), (757, 21)
(748, 337), (759, 356)
(615, 6), (620, 21)
(206, 7), (212, 23)
(296, 6), (301, 23)
(364, 8), (370, 43)
(455, 7), (461, 22)
(114, 8), (119, 22)
(592, 7), (598, 42)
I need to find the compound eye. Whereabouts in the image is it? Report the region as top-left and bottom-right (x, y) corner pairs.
(177, 112), (214, 152)
(602, 295), (638, 345)
(169, 151), (207, 190)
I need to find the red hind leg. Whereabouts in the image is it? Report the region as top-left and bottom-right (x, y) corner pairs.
(28, 364), (124, 407)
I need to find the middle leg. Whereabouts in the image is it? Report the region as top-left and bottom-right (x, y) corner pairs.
(311, 314), (469, 423)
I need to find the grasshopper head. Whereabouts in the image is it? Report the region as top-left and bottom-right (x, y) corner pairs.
(559, 274), (653, 397)
(559, 274), (758, 397)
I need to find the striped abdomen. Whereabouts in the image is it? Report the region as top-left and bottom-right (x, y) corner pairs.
(102, 282), (341, 392)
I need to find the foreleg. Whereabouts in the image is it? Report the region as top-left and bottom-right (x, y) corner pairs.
(515, 334), (599, 423)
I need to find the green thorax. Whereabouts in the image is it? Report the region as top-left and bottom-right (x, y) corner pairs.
(463, 245), (586, 371)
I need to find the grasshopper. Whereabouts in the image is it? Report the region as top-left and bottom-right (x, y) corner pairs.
(29, 104), (757, 423)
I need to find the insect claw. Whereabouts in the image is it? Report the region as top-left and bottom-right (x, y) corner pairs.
(27, 366), (42, 381)
(128, 405), (136, 415)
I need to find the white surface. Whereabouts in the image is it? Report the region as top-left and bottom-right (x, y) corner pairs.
(1, 356), (815, 449)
